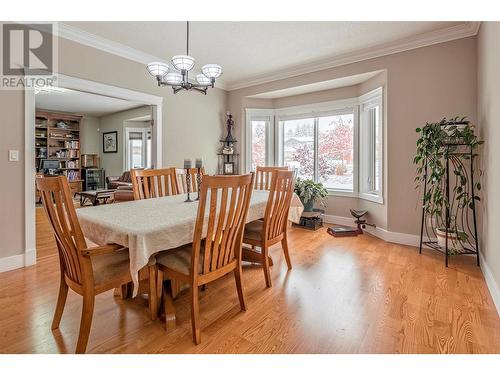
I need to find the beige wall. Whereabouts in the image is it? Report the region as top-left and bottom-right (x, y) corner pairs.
(0, 34), (228, 261)
(477, 22), (500, 302)
(0, 90), (25, 258)
(98, 106), (150, 177)
(229, 37), (477, 236)
(80, 116), (100, 155)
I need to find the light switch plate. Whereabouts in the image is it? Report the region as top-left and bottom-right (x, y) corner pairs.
(9, 150), (19, 162)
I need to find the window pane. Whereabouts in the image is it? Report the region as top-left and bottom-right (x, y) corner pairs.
(373, 106), (381, 192)
(130, 139), (143, 169)
(251, 120), (267, 171)
(318, 114), (354, 191)
(282, 118), (314, 180)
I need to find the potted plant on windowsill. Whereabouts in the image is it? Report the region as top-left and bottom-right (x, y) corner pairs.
(294, 178), (328, 212)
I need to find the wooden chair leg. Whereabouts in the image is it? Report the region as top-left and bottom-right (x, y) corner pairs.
(262, 245), (272, 288)
(162, 280), (176, 332)
(149, 265), (158, 320)
(190, 284), (201, 345)
(171, 279), (181, 299)
(282, 232), (292, 270)
(234, 266), (247, 311)
(51, 278), (69, 330)
(120, 283), (129, 299)
(75, 292), (95, 354)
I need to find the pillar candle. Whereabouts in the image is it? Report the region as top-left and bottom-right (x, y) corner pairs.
(195, 158), (203, 168)
(184, 158), (192, 169)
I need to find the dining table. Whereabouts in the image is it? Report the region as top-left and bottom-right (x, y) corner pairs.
(77, 189), (304, 297)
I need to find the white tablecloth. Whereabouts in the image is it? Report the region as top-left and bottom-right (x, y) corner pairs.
(77, 190), (303, 293)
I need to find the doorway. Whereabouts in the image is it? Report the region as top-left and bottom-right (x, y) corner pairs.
(25, 74), (163, 263)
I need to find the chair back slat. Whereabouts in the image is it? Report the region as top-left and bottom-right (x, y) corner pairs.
(175, 168), (205, 194)
(193, 174), (254, 276)
(36, 176), (87, 284)
(254, 166), (289, 190)
(263, 171), (295, 240)
(131, 168), (178, 200)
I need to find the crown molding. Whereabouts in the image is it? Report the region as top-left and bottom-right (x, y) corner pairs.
(226, 21), (481, 91)
(57, 23), (229, 90)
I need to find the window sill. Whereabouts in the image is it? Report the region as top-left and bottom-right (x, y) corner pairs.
(359, 192), (384, 204)
(327, 189), (384, 204)
(327, 189), (356, 198)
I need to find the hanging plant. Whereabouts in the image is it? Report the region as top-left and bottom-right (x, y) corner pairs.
(414, 116), (483, 253)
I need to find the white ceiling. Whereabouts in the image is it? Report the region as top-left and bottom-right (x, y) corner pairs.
(35, 88), (145, 117)
(65, 21), (469, 90)
(248, 70), (383, 99)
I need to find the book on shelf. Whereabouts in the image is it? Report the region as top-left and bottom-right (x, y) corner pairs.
(63, 170), (79, 181)
(64, 140), (79, 149)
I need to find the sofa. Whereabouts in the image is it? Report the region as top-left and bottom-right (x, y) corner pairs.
(107, 171), (134, 202)
(114, 185), (134, 202)
(106, 171), (133, 190)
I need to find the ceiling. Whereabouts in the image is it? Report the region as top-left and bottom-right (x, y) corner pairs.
(35, 88), (145, 117)
(64, 21), (473, 90)
(248, 70), (383, 99)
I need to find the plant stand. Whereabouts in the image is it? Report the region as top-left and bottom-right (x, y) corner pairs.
(418, 142), (480, 267)
(293, 211), (323, 231)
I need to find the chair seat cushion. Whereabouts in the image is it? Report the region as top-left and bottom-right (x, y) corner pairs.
(156, 244), (203, 275)
(243, 220), (264, 242)
(91, 249), (130, 285)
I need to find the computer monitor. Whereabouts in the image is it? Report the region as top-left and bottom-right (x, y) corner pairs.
(40, 159), (60, 175)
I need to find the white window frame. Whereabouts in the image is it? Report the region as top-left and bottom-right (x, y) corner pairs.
(243, 87), (384, 203)
(245, 108), (275, 172)
(277, 104), (359, 196)
(359, 87), (384, 203)
(124, 127), (152, 171)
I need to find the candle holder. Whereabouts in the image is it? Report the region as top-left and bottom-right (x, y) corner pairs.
(185, 168), (193, 202)
(196, 167), (202, 201)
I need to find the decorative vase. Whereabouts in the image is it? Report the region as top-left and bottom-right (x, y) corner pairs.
(303, 200), (314, 212)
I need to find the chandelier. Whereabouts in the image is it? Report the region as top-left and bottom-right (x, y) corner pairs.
(146, 21), (222, 95)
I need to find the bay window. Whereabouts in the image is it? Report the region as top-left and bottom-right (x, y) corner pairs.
(245, 87), (383, 202)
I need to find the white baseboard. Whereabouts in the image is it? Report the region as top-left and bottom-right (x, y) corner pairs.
(479, 253), (500, 316)
(0, 248), (36, 273)
(323, 214), (500, 317)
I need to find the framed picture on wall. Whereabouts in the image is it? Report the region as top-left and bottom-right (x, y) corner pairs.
(103, 131), (118, 153)
(223, 162), (234, 175)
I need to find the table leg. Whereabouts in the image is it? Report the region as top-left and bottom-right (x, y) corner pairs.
(242, 247), (274, 266)
(149, 265), (158, 320)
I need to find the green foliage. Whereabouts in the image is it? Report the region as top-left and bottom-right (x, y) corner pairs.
(414, 116), (483, 242)
(294, 177), (329, 206)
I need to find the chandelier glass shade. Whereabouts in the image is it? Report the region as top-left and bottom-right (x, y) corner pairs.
(165, 72), (183, 85)
(146, 22), (222, 95)
(196, 74), (212, 85)
(147, 62), (169, 78)
(171, 55), (196, 71)
(201, 64), (223, 79)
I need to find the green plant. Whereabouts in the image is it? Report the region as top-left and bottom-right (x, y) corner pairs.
(294, 178), (328, 210)
(414, 116), (483, 249)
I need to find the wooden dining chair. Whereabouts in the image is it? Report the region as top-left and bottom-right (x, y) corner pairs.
(155, 173), (255, 344)
(254, 166), (289, 190)
(131, 167), (178, 200)
(243, 170), (295, 287)
(36, 176), (132, 354)
(175, 167), (205, 194)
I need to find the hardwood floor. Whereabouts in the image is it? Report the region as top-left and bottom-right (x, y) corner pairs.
(2, 212), (499, 353)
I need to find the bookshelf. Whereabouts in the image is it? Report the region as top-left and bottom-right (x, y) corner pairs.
(35, 110), (83, 197)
